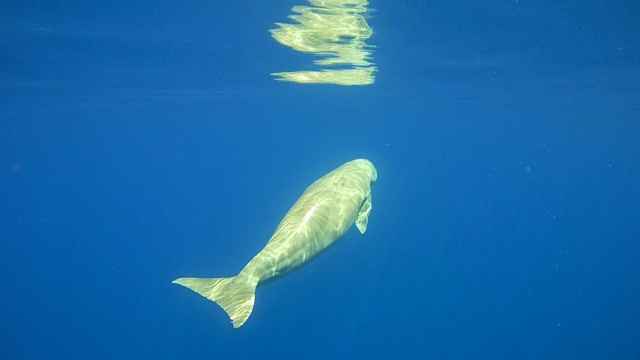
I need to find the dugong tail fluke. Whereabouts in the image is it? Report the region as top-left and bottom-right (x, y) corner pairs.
(172, 275), (258, 328)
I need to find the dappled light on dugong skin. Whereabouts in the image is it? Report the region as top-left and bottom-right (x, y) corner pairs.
(270, 0), (376, 86)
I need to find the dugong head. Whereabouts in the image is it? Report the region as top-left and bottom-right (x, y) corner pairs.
(348, 158), (377, 183)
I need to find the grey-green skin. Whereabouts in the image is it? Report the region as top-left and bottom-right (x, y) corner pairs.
(173, 159), (377, 328)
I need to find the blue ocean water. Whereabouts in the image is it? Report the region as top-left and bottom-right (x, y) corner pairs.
(1, 0), (639, 358)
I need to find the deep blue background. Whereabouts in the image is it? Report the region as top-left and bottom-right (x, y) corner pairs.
(2, 0), (639, 358)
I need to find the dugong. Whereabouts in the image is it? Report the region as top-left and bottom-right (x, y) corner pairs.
(173, 159), (377, 328)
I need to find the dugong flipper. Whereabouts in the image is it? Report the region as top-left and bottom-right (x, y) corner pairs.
(173, 159), (377, 328)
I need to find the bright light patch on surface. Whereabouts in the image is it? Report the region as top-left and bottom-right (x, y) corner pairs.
(270, 0), (376, 85)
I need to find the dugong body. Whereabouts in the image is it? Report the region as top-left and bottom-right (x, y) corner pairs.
(173, 159), (377, 328)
